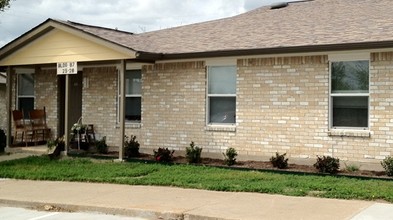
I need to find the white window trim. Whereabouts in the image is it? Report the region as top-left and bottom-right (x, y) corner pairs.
(206, 65), (237, 129)
(328, 56), (370, 132)
(16, 71), (35, 111)
(117, 68), (142, 125)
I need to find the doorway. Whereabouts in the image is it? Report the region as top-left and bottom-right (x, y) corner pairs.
(58, 72), (83, 137)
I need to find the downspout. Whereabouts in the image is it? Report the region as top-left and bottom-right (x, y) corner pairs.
(5, 67), (12, 149)
(118, 60), (126, 161)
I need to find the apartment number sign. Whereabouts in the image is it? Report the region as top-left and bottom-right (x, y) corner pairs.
(57, 62), (77, 75)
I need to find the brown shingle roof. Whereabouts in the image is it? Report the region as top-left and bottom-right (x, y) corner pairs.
(44, 0), (393, 57)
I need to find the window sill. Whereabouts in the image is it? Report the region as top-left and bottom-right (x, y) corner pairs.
(328, 129), (370, 138)
(126, 123), (141, 129)
(116, 122), (141, 129)
(205, 124), (236, 132)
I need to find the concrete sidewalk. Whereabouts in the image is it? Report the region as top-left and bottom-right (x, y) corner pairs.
(0, 179), (392, 220)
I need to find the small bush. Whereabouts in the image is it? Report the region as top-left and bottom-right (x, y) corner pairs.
(314, 156), (340, 174)
(125, 135), (140, 158)
(270, 152), (289, 169)
(223, 147), (237, 166)
(381, 156), (393, 176)
(47, 136), (65, 160)
(95, 136), (108, 154)
(0, 129), (6, 153)
(154, 148), (174, 162)
(186, 141), (203, 163)
(344, 163), (360, 172)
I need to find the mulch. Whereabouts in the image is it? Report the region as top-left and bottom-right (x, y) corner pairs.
(83, 151), (390, 180)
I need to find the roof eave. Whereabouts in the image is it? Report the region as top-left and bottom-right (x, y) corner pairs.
(0, 19), (54, 62)
(0, 19), (138, 64)
(156, 41), (393, 60)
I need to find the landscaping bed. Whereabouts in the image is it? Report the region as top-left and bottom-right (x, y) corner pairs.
(84, 150), (389, 180)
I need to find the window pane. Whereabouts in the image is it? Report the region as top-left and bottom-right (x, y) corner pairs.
(209, 97), (236, 124)
(18, 98), (34, 118)
(331, 61), (369, 93)
(125, 70), (141, 95)
(208, 66), (236, 94)
(18, 74), (34, 96)
(125, 97), (141, 121)
(332, 96), (368, 127)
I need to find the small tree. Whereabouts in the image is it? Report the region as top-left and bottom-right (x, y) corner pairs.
(223, 148), (237, 166)
(154, 148), (174, 162)
(124, 135), (140, 158)
(95, 136), (108, 154)
(1, 0), (12, 12)
(185, 141), (202, 163)
(381, 156), (393, 176)
(314, 156), (340, 174)
(270, 152), (289, 169)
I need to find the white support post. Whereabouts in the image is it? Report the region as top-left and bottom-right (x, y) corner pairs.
(63, 74), (70, 155)
(5, 67), (12, 149)
(118, 60), (126, 161)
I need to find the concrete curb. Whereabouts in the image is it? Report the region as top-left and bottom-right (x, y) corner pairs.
(0, 179), (388, 220)
(0, 199), (184, 220)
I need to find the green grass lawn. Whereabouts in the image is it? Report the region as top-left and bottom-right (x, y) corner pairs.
(1, 155), (393, 202)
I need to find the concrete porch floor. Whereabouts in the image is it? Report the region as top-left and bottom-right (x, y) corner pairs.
(6, 145), (48, 154)
(0, 145), (48, 162)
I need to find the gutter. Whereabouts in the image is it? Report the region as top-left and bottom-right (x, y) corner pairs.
(137, 41), (393, 61)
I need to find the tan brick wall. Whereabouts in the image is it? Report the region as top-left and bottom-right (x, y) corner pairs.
(82, 66), (119, 145)
(136, 61), (237, 155)
(10, 52), (393, 167)
(141, 62), (206, 151)
(135, 54), (393, 166)
(35, 68), (58, 138)
(237, 56), (330, 160)
(233, 53), (393, 165)
(369, 52), (393, 161)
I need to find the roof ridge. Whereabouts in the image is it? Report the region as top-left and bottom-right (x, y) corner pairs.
(65, 20), (134, 35)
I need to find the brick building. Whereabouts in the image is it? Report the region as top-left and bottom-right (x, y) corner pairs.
(1, 0), (393, 168)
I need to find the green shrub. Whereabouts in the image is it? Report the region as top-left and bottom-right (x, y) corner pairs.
(186, 141), (203, 163)
(154, 148), (174, 162)
(223, 147), (237, 166)
(0, 129), (6, 153)
(95, 136), (108, 154)
(381, 156), (393, 176)
(313, 156), (340, 174)
(47, 136), (65, 160)
(270, 152), (289, 169)
(344, 163), (360, 172)
(124, 135), (140, 158)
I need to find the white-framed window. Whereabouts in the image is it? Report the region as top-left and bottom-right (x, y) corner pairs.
(17, 73), (35, 118)
(329, 59), (369, 129)
(118, 70), (142, 123)
(207, 65), (236, 125)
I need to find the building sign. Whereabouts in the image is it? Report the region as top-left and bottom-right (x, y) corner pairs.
(57, 62), (77, 75)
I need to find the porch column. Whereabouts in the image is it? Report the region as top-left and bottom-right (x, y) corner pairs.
(119, 60), (126, 161)
(5, 67), (12, 149)
(63, 74), (70, 155)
